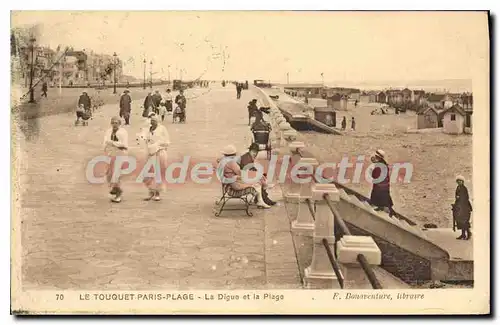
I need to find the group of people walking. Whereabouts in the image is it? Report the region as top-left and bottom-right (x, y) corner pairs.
(114, 88), (187, 126)
(99, 87), (188, 203)
(141, 88), (185, 123)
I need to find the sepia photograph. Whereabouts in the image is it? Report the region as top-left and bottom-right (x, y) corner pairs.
(10, 10), (490, 315)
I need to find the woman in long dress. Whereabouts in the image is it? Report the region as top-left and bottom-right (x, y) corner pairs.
(369, 149), (396, 217)
(453, 175), (472, 240)
(103, 116), (129, 203)
(142, 114), (170, 201)
(217, 145), (270, 209)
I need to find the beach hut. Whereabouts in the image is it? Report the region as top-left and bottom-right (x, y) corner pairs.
(314, 106), (336, 127)
(442, 104), (467, 134)
(326, 94), (349, 111)
(417, 107), (443, 129)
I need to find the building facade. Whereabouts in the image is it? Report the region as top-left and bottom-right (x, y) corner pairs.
(11, 28), (124, 87)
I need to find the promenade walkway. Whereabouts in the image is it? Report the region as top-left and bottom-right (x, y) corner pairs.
(16, 85), (301, 290)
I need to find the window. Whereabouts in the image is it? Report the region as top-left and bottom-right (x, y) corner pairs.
(450, 114), (456, 121)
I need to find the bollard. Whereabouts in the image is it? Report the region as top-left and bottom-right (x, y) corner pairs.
(304, 183), (341, 289)
(336, 235), (382, 289)
(292, 157), (319, 233)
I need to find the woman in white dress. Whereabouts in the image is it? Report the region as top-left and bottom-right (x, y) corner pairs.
(143, 114), (170, 201)
(103, 116), (129, 203)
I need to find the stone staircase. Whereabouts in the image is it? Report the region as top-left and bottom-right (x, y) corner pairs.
(335, 184), (472, 283)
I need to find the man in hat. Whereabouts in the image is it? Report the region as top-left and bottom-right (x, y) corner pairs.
(236, 83), (242, 99)
(248, 99), (259, 126)
(143, 92), (155, 115)
(239, 143), (276, 206)
(119, 89), (132, 125)
(369, 149), (396, 217)
(175, 89), (187, 122)
(452, 175), (472, 240)
(152, 90), (162, 114)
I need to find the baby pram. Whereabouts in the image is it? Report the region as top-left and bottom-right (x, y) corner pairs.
(172, 105), (185, 123)
(164, 100), (173, 113)
(75, 104), (92, 126)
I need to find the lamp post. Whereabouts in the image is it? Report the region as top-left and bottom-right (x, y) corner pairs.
(168, 65), (171, 84)
(149, 60), (153, 89)
(113, 52), (117, 94)
(28, 36), (36, 103)
(287, 72), (289, 84)
(143, 58), (146, 89)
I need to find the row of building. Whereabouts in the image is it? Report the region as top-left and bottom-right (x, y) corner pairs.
(11, 28), (125, 87)
(282, 83), (474, 135)
(282, 83), (473, 110)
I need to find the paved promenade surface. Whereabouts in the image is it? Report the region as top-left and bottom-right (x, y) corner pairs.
(16, 86), (301, 290)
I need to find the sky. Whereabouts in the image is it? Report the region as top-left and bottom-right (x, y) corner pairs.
(11, 11), (488, 87)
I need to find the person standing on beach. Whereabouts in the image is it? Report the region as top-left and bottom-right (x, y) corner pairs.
(452, 175), (472, 240)
(351, 117), (356, 131)
(341, 116), (347, 131)
(119, 89), (132, 125)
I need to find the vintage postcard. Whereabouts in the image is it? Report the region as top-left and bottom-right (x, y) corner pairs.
(10, 11), (490, 315)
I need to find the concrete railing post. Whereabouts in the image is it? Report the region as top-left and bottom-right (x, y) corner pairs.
(304, 183), (341, 288)
(270, 113), (282, 146)
(336, 235), (382, 289)
(285, 141), (304, 201)
(274, 118), (284, 147)
(279, 122), (293, 147)
(291, 157), (319, 233)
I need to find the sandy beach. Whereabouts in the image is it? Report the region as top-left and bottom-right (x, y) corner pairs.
(294, 102), (472, 228)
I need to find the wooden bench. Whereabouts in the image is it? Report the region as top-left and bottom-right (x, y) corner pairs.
(215, 183), (257, 217)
